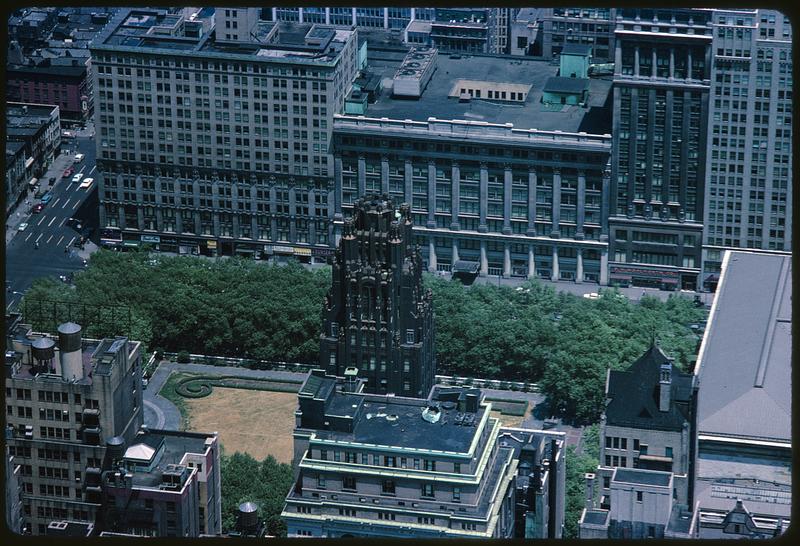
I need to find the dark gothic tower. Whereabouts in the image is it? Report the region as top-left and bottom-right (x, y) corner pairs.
(320, 194), (435, 396)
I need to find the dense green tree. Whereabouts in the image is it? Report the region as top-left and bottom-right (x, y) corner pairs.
(563, 443), (600, 538)
(22, 252), (705, 423)
(220, 452), (294, 537)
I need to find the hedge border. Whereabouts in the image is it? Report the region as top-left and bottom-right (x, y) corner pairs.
(174, 375), (302, 399)
(484, 397), (529, 417)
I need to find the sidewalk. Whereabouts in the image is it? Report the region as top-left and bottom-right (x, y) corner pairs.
(5, 150), (76, 245)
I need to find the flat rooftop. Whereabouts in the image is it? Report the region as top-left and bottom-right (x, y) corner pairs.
(613, 468), (672, 487)
(363, 53), (612, 134)
(128, 430), (210, 488)
(695, 251), (791, 443)
(94, 8), (353, 66)
(314, 396), (487, 454)
(694, 476), (791, 518)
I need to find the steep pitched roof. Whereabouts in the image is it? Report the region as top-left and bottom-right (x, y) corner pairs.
(605, 344), (694, 431)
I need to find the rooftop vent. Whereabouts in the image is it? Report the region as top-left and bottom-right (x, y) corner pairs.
(422, 405), (441, 424)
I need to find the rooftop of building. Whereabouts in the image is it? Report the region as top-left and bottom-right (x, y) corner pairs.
(612, 468), (672, 487)
(123, 429), (212, 489)
(605, 344), (694, 431)
(314, 395), (488, 454)
(695, 251), (791, 444)
(514, 8), (541, 23)
(582, 509), (610, 526)
(360, 53), (612, 134)
(299, 372), (488, 454)
(6, 140), (26, 157)
(46, 520), (94, 537)
(93, 8), (354, 66)
(7, 103), (59, 126)
(694, 476), (791, 519)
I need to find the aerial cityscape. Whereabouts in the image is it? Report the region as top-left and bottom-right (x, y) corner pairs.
(4, 6), (791, 539)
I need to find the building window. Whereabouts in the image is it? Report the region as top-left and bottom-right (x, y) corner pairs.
(343, 475), (356, 490)
(665, 447), (673, 458)
(424, 459), (436, 471)
(414, 459), (420, 470)
(317, 475), (326, 489)
(421, 483), (434, 498)
(320, 449), (327, 461)
(381, 479), (396, 495)
(620, 438), (627, 450)
(406, 329), (415, 344)
(636, 491), (643, 502)
(605, 436), (612, 448)
(603, 476), (611, 489)
(453, 487), (461, 502)
(454, 463), (461, 473)
(633, 439), (640, 451)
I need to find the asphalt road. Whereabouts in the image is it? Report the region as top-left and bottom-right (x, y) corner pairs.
(5, 134), (99, 312)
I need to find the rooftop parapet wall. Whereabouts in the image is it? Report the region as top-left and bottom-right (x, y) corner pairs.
(334, 114), (611, 150)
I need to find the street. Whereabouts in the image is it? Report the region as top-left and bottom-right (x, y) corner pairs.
(5, 131), (98, 312)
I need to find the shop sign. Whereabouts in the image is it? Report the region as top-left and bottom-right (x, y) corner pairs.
(141, 235), (161, 244)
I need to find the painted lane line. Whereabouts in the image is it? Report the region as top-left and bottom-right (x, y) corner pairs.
(57, 235), (65, 247)
(35, 233), (43, 243)
(79, 164), (86, 174)
(37, 216), (46, 226)
(89, 165), (96, 175)
(52, 197), (61, 207)
(62, 198), (71, 209)
(46, 235), (54, 244)
(68, 236), (76, 247)
(48, 216), (57, 227)
(60, 218), (67, 227)
(24, 232), (32, 242)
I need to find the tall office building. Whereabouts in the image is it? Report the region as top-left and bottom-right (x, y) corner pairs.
(700, 9), (792, 291)
(538, 7), (616, 62)
(5, 316), (143, 536)
(608, 8), (713, 291)
(90, 8), (358, 257)
(283, 373), (565, 538)
(320, 195), (435, 397)
(333, 49), (613, 283)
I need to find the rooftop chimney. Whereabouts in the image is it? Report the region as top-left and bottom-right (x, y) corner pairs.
(585, 473), (596, 510)
(658, 362), (672, 412)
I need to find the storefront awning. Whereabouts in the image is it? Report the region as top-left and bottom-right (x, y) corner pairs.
(122, 241), (140, 247)
(662, 277), (679, 284)
(610, 274), (632, 281)
(452, 260), (480, 274)
(293, 247), (312, 256)
(25, 157), (34, 169)
(206, 240), (217, 249)
(272, 245), (294, 255)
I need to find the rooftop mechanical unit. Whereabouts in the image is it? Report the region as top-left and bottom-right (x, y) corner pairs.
(392, 46), (438, 98)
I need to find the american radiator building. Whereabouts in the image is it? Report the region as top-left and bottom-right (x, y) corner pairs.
(89, 7), (358, 257)
(320, 195), (435, 397)
(333, 48), (613, 284)
(282, 373), (565, 538)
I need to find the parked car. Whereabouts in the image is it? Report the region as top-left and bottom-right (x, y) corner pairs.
(79, 178), (94, 189)
(18, 222), (29, 232)
(72, 173), (84, 183)
(32, 204), (44, 214)
(74, 153), (85, 162)
(62, 168), (74, 178)
(40, 192), (53, 204)
(48, 176), (56, 184)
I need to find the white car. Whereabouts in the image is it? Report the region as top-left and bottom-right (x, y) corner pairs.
(18, 222), (29, 232)
(582, 292), (600, 300)
(79, 178), (94, 189)
(74, 153), (85, 162)
(72, 173), (84, 183)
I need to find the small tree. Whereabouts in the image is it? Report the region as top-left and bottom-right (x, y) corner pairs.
(177, 350), (191, 364)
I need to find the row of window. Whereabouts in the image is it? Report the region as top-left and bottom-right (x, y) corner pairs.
(317, 451), (457, 472)
(317, 474), (460, 501)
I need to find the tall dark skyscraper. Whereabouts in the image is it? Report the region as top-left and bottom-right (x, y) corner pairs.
(320, 195), (435, 396)
(609, 8), (713, 292)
